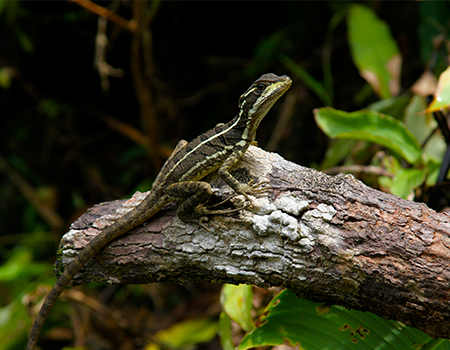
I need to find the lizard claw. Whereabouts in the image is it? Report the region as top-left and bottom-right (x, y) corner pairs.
(247, 179), (271, 197)
(239, 179), (271, 200)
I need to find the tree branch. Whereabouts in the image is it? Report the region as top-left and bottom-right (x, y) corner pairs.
(57, 146), (450, 339)
(69, 0), (137, 33)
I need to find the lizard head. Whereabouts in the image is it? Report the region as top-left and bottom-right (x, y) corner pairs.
(238, 73), (292, 135)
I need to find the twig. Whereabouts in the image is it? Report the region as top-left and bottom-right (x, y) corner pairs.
(102, 115), (149, 148)
(95, 14), (124, 92)
(323, 164), (394, 178)
(0, 153), (64, 231)
(130, 0), (162, 171)
(69, 0), (137, 33)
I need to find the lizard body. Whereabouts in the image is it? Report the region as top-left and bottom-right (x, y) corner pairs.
(26, 73), (291, 349)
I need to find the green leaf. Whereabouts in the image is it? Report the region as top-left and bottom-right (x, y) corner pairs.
(314, 107), (421, 164)
(390, 168), (426, 199)
(366, 95), (411, 120)
(404, 94), (446, 162)
(404, 95), (436, 144)
(279, 53), (332, 106)
(238, 290), (448, 350)
(221, 284), (255, 332)
(0, 297), (30, 350)
(146, 317), (218, 350)
(219, 311), (235, 350)
(0, 247), (50, 287)
(320, 138), (358, 170)
(347, 5), (401, 98)
(426, 158), (441, 187)
(426, 66), (450, 113)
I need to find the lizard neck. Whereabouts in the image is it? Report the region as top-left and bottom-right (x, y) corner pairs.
(220, 111), (256, 144)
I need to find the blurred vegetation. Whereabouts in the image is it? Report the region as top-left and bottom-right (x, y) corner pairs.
(2, 1), (450, 349)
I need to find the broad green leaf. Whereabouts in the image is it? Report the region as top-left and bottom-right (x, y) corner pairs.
(348, 5), (401, 98)
(404, 95), (436, 144)
(219, 311), (235, 350)
(145, 317), (218, 350)
(390, 168), (426, 199)
(221, 284), (255, 332)
(238, 290), (449, 350)
(404, 94), (445, 162)
(314, 107), (421, 164)
(366, 95), (410, 120)
(426, 66), (450, 113)
(423, 132), (446, 164)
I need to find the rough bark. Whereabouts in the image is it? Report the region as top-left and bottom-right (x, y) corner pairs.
(57, 146), (450, 339)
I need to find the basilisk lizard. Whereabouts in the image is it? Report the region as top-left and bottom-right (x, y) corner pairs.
(27, 73), (292, 349)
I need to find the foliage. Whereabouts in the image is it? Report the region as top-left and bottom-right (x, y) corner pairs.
(1, 1), (450, 349)
(285, 3), (448, 201)
(239, 290), (450, 350)
(220, 284), (255, 333)
(0, 245), (54, 350)
(347, 5), (401, 99)
(145, 317), (218, 350)
(314, 107), (422, 164)
(427, 66), (450, 113)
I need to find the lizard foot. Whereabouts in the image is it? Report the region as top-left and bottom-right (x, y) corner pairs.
(246, 179), (271, 197)
(207, 180), (271, 211)
(239, 179), (271, 201)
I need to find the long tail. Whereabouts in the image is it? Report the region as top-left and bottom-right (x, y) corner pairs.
(27, 191), (167, 350)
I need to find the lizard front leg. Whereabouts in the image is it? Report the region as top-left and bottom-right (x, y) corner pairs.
(218, 147), (270, 200)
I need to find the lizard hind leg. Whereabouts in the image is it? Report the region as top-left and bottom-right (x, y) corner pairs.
(165, 180), (251, 230)
(165, 181), (213, 219)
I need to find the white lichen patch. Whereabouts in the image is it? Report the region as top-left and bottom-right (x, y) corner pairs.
(62, 229), (79, 241)
(303, 203), (336, 222)
(61, 249), (78, 260)
(275, 195), (310, 216)
(252, 210), (300, 241)
(300, 203), (344, 253)
(250, 196), (277, 215)
(181, 242), (203, 254)
(297, 222), (315, 252)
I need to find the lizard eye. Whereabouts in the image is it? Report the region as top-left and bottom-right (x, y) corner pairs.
(256, 83), (266, 91)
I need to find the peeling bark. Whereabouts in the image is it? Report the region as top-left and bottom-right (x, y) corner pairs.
(57, 146), (450, 339)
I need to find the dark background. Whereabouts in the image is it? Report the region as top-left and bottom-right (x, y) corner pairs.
(0, 1), (448, 349)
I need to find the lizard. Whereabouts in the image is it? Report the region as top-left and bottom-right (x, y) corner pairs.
(26, 73), (292, 350)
